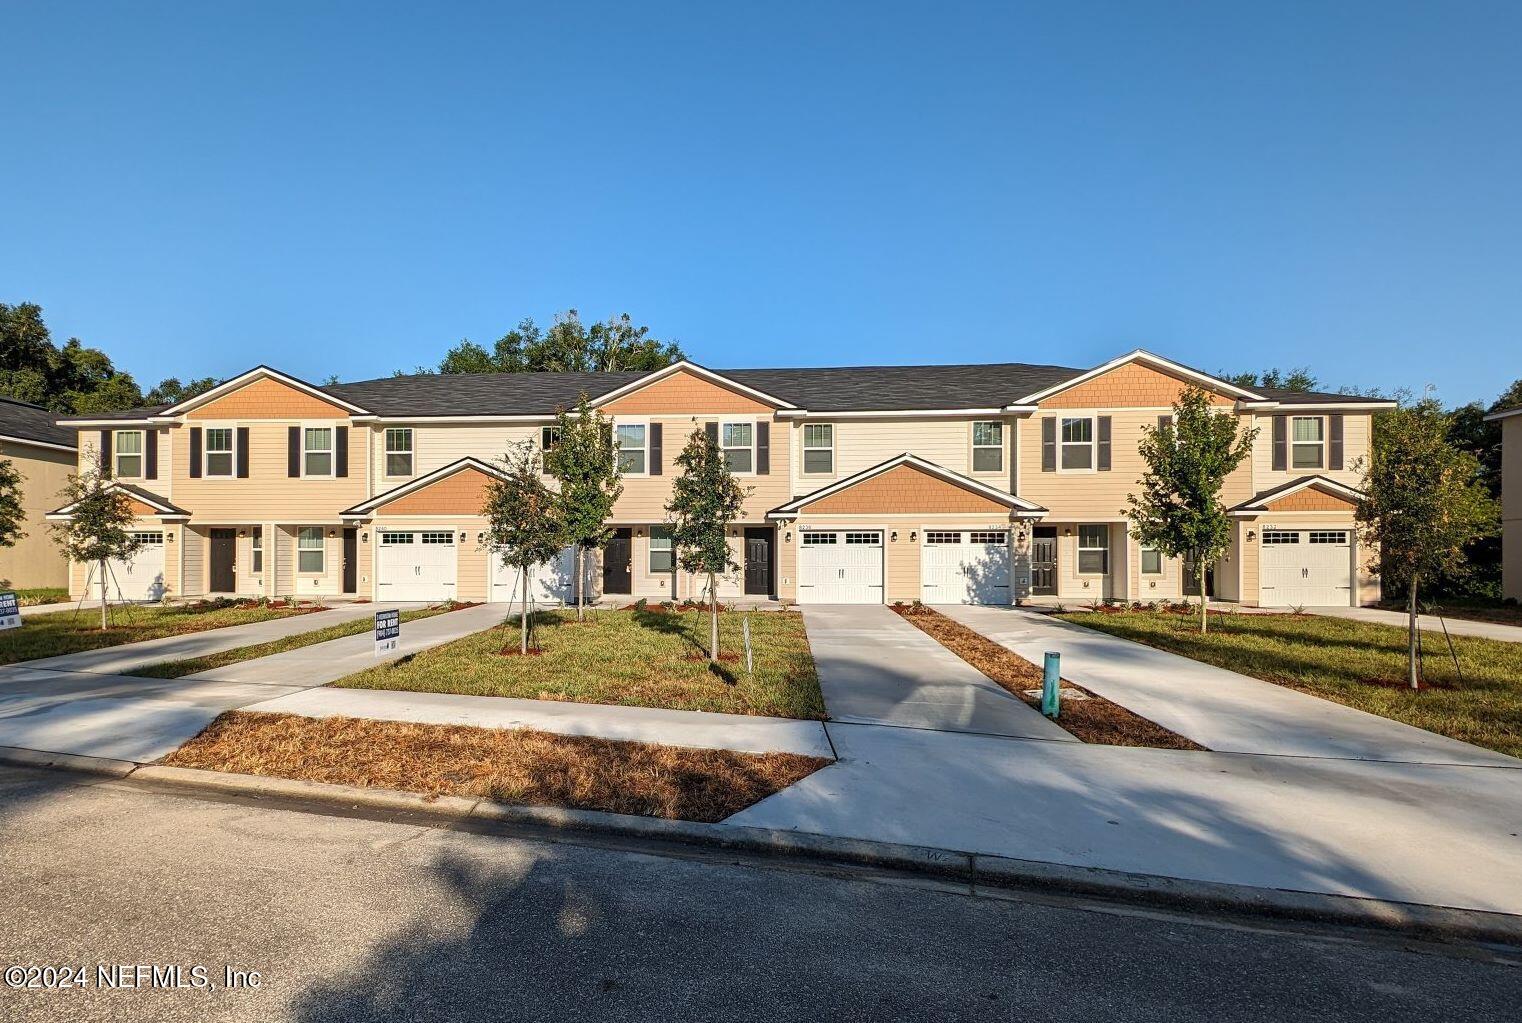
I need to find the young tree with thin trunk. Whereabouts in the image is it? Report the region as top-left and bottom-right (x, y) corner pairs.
(666, 429), (748, 662)
(48, 467), (141, 630)
(483, 442), (566, 655)
(1355, 398), (1497, 688)
(0, 459), (25, 555)
(1126, 386), (1258, 634)
(545, 394), (622, 620)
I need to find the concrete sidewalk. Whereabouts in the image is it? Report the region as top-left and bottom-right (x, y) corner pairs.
(936, 604), (1519, 768)
(244, 686), (835, 757)
(731, 722), (1522, 915)
(801, 605), (1073, 741)
(1308, 605), (1522, 643)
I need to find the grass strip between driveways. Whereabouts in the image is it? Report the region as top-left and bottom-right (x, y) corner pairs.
(1057, 609), (1522, 759)
(332, 608), (827, 720)
(128, 604), (465, 679)
(163, 710), (830, 823)
(891, 605), (1206, 751)
(0, 602), (327, 666)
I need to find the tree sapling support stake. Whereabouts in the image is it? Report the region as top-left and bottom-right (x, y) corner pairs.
(1042, 651), (1061, 718)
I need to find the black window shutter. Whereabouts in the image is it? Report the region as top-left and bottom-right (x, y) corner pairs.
(649, 423), (663, 475)
(704, 421), (719, 444)
(236, 427), (250, 478)
(98, 429), (111, 476)
(335, 426), (349, 477)
(1328, 415), (1344, 470)
(1097, 416), (1112, 471)
(288, 426), (301, 477)
(189, 427), (203, 479)
(145, 429), (158, 480)
(1041, 417), (1056, 472)
(1009, 420), (1019, 494)
(756, 421), (770, 475)
(1271, 415), (1287, 472)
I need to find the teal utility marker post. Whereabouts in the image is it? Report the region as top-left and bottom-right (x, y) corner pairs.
(1041, 652), (1061, 718)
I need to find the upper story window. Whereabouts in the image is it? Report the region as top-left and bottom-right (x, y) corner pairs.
(649, 525), (674, 573)
(304, 427), (334, 477)
(616, 424), (646, 474)
(802, 424), (833, 475)
(721, 421), (754, 473)
(114, 430), (144, 478)
(204, 428), (235, 477)
(1291, 416), (1325, 469)
(1077, 525), (1110, 574)
(385, 428), (413, 476)
(1060, 417), (1095, 470)
(971, 421), (1003, 472)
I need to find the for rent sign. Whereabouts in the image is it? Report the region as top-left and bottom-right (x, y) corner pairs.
(374, 609), (399, 655)
(0, 592), (20, 631)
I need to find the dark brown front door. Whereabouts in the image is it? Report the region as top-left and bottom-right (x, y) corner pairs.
(1183, 553), (1216, 597)
(743, 527), (773, 597)
(342, 528), (358, 594)
(602, 528), (632, 595)
(210, 528), (237, 593)
(1030, 526), (1058, 596)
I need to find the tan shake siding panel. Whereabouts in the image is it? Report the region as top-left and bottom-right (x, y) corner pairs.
(173, 423), (367, 522)
(185, 377), (351, 420)
(0, 442), (75, 589)
(1037, 363), (1236, 409)
(372, 423), (542, 485)
(789, 416), (1009, 490)
(803, 465), (1009, 515)
(1263, 488), (1358, 513)
(1251, 412), (1370, 492)
(1504, 417), (1522, 600)
(611, 415), (790, 523)
(380, 468), (494, 516)
(600, 370), (774, 415)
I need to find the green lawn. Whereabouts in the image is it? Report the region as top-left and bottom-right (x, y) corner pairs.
(11, 587), (68, 607)
(333, 608), (827, 720)
(0, 603), (327, 666)
(130, 606), (458, 679)
(1058, 610), (1522, 758)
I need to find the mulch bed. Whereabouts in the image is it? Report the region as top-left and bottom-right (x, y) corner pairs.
(892, 605), (1206, 751)
(163, 711), (830, 823)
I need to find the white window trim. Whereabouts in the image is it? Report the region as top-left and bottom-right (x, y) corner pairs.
(1058, 416), (1098, 474)
(302, 424), (336, 479)
(1139, 544), (1163, 575)
(384, 427), (414, 478)
(251, 526), (263, 575)
(614, 419), (649, 477)
(202, 423), (237, 479)
(970, 420), (1004, 474)
(114, 429), (145, 479)
(1077, 524), (1110, 576)
(1290, 415), (1326, 471)
(540, 425), (561, 453)
(648, 525), (675, 574)
(800, 423), (834, 476)
(720, 419), (756, 476)
(296, 526), (327, 575)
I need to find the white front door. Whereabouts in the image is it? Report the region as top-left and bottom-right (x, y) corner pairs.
(797, 530), (884, 604)
(489, 545), (577, 605)
(921, 530), (1011, 604)
(1259, 529), (1354, 606)
(376, 531), (458, 601)
(106, 531), (166, 601)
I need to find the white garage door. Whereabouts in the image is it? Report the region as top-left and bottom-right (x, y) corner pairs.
(376, 531), (457, 602)
(1259, 529), (1353, 607)
(797, 530), (883, 604)
(105, 531), (166, 601)
(921, 530), (1011, 605)
(489, 545), (577, 606)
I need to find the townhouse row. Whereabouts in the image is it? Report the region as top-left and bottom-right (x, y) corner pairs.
(52, 350), (1391, 608)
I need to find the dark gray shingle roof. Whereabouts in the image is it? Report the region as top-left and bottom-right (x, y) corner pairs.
(0, 397), (78, 448)
(1255, 387), (1391, 405)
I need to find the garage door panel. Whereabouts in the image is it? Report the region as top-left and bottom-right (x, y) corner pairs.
(489, 545), (577, 605)
(1260, 529), (1352, 606)
(103, 531), (166, 601)
(377, 531), (458, 601)
(797, 531), (883, 604)
(921, 530), (1010, 604)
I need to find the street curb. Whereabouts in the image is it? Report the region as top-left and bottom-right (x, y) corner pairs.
(14, 756), (1522, 947)
(0, 745), (138, 777)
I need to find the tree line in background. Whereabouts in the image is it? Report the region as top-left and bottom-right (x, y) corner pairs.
(409, 309), (684, 377)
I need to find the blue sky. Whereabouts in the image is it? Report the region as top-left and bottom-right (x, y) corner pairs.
(3, 2), (1518, 404)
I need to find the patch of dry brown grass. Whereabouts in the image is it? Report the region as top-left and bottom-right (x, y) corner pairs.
(162, 711), (830, 823)
(892, 606), (1205, 751)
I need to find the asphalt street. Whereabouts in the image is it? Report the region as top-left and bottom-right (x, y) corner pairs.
(1, 764), (1518, 1023)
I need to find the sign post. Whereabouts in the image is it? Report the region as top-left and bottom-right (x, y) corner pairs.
(374, 609), (400, 656)
(0, 592), (19, 632)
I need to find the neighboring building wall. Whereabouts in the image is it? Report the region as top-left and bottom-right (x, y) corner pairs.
(1502, 417), (1521, 601)
(0, 441), (75, 589)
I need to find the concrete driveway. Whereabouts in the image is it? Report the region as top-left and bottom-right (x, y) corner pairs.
(1307, 605), (1522, 643)
(799, 605), (1072, 741)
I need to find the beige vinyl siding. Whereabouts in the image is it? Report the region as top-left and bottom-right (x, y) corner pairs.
(0, 441), (75, 588)
(1047, 522), (1126, 602)
(280, 525), (344, 597)
(611, 414), (790, 523)
(788, 417), (1009, 493)
(171, 422), (367, 523)
(370, 423), (544, 485)
(1250, 412), (1371, 491)
(181, 526), (205, 597)
(1128, 534), (1185, 601)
